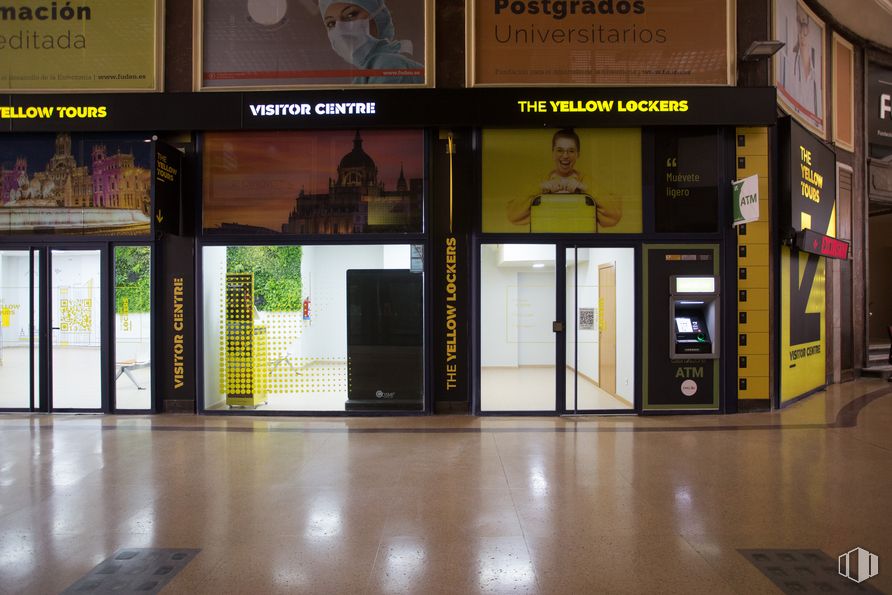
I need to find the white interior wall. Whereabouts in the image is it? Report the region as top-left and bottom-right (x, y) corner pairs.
(565, 257), (599, 383)
(516, 271), (556, 366)
(299, 245), (411, 362)
(0, 252), (31, 349)
(481, 245), (518, 367)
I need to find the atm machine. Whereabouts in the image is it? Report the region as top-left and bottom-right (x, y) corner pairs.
(669, 276), (720, 360)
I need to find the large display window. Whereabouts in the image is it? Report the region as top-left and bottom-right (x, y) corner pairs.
(202, 243), (424, 412)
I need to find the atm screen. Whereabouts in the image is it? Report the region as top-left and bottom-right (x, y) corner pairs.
(675, 317), (693, 333)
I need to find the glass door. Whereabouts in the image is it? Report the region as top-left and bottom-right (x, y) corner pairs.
(113, 245), (152, 411)
(564, 246), (636, 412)
(50, 249), (104, 411)
(0, 249), (38, 410)
(479, 244), (557, 412)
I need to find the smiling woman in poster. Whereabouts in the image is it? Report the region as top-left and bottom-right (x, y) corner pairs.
(319, 0), (423, 85)
(506, 129), (623, 229)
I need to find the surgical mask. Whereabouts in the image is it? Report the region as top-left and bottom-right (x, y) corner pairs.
(328, 17), (377, 66)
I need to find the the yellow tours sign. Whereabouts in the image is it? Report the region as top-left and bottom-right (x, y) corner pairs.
(0, 1), (160, 91)
(780, 118), (835, 404)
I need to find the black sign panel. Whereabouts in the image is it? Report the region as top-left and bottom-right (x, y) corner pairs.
(779, 118), (836, 237)
(157, 234), (195, 411)
(868, 62), (892, 150)
(153, 142), (182, 235)
(652, 127), (721, 233)
(431, 131), (472, 411)
(795, 229), (849, 260)
(1, 87), (777, 132)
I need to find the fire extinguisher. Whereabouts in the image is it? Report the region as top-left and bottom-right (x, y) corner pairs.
(302, 297), (311, 321)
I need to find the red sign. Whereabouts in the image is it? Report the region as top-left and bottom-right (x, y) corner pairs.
(796, 229), (849, 259)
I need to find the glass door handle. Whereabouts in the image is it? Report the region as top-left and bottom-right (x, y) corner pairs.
(552, 321), (564, 333)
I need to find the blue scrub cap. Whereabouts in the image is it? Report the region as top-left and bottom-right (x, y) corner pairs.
(318, 0), (395, 41)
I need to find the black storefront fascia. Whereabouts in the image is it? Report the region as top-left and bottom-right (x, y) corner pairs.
(0, 87), (777, 416)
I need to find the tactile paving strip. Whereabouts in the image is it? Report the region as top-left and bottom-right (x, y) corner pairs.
(739, 549), (884, 594)
(61, 548), (200, 594)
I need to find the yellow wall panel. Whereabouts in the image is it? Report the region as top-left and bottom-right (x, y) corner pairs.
(739, 244), (769, 264)
(736, 140), (769, 157)
(739, 287), (769, 310)
(737, 155), (769, 176)
(738, 332), (770, 355)
(739, 353), (770, 373)
(736, 126), (771, 405)
(738, 266), (770, 289)
(738, 309), (770, 329)
(738, 221), (770, 243)
(739, 375), (770, 399)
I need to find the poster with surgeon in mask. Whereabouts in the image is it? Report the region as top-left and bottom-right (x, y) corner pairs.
(200, 0), (429, 88)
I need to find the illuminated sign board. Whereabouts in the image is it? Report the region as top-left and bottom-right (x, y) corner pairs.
(517, 99), (689, 113)
(0, 105), (108, 119)
(795, 229), (849, 259)
(248, 102), (377, 117)
(0, 87), (776, 132)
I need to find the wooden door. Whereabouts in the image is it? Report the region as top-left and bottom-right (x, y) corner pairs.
(598, 264), (616, 395)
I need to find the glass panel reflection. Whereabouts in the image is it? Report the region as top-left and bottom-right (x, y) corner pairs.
(480, 244), (556, 412)
(202, 244), (424, 412)
(0, 250), (33, 409)
(565, 247), (635, 410)
(51, 250), (101, 410)
(114, 246), (152, 410)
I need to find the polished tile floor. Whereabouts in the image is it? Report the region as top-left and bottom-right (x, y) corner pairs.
(0, 379), (890, 594)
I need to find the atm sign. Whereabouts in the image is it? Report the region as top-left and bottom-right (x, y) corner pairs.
(796, 229), (849, 259)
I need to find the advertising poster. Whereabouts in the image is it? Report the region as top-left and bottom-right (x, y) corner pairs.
(774, 0), (826, 136)
(0, 133), (153, 235)
(481, 128), (642, 234)
(471, 0), (730, 86)
(0, 1), (159, 91)
(779, 119), (835, 403)
(200, 0), (428, 88)
(202, 129), (424, 234)
(831, 34), (854, 152)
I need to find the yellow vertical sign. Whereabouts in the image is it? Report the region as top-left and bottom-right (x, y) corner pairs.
(1, 307), (10, 327)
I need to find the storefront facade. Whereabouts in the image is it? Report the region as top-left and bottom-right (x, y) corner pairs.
(0, 0), (886, 416)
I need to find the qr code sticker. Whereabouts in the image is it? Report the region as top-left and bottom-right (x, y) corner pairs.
(578, 308), (595, 330)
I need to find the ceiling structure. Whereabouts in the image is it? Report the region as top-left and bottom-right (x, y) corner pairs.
(814, 0), (892, 48)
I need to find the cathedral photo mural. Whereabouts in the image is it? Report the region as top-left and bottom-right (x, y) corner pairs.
(201, 130), (424, 235)
(0, 133), (153, 235)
